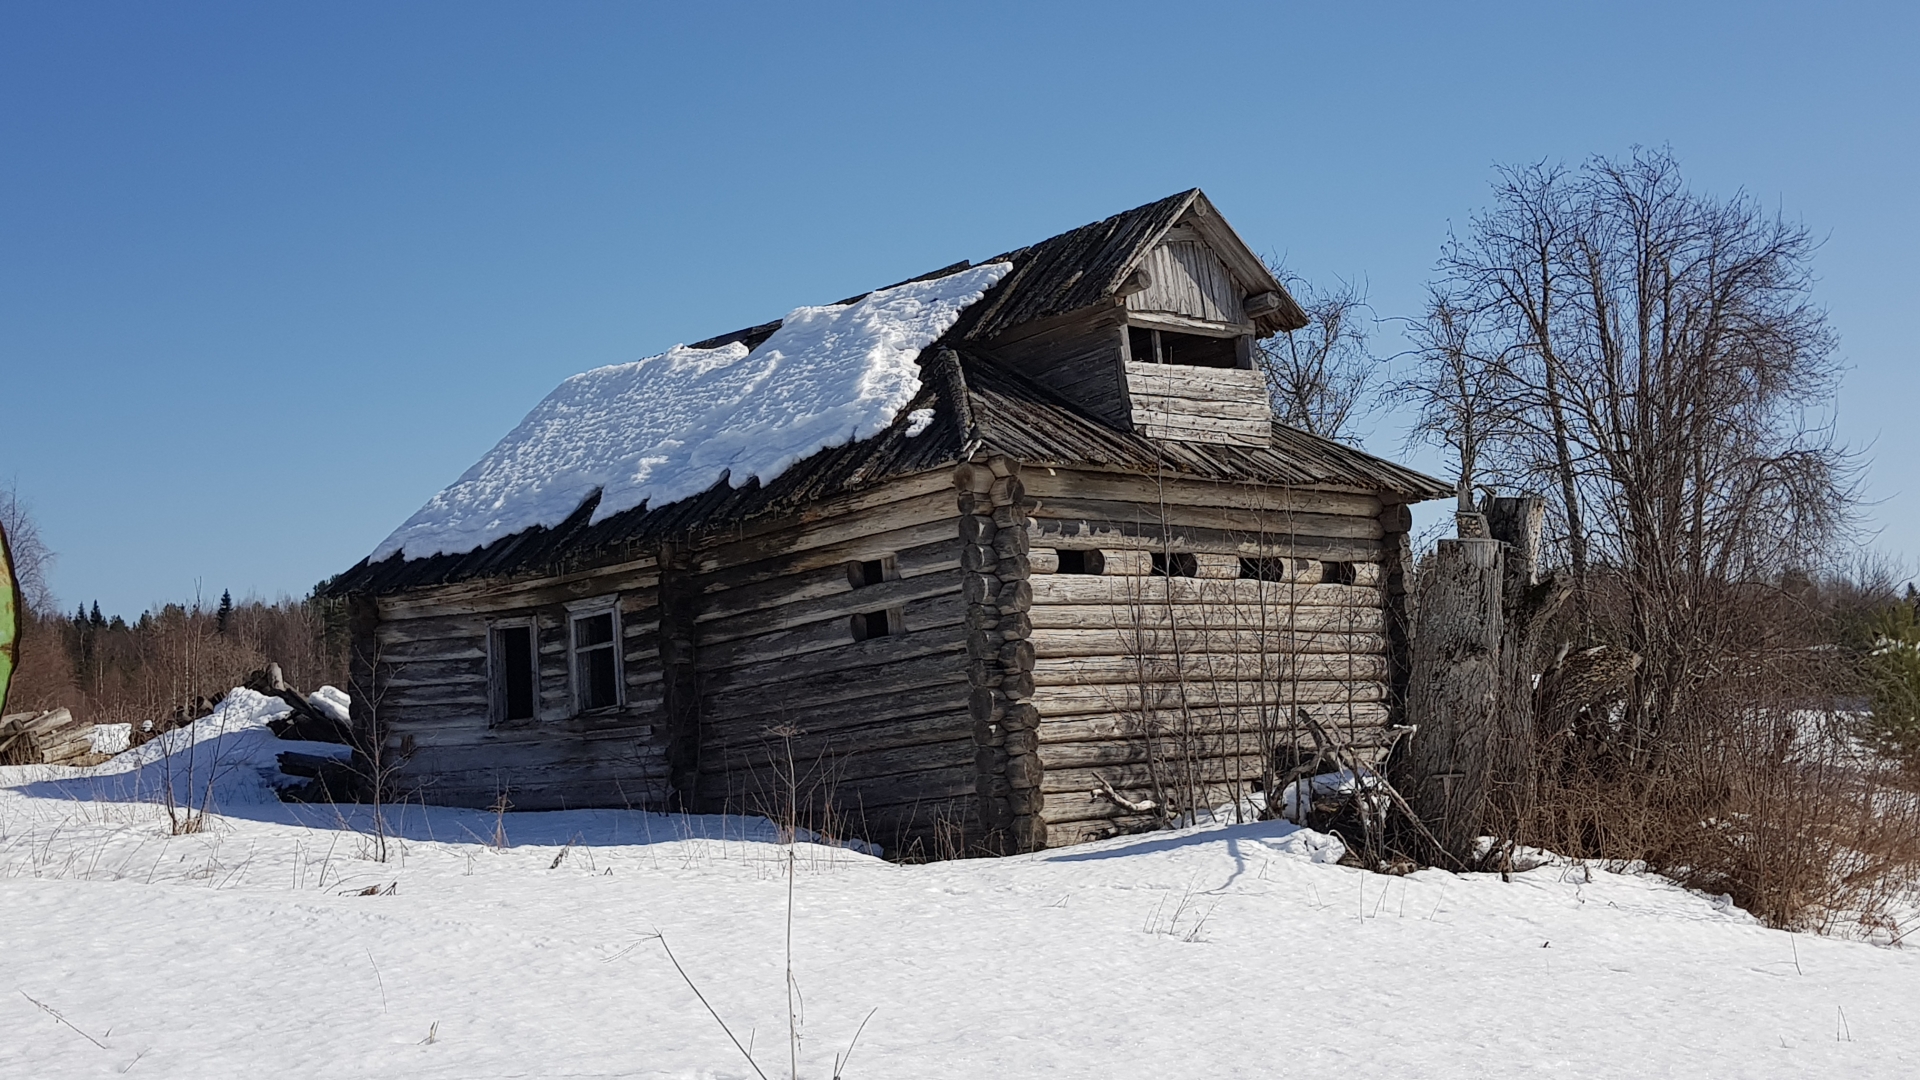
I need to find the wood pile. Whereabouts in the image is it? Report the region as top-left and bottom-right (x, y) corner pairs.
(0, 708), (111, 768)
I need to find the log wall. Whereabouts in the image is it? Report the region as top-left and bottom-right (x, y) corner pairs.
(359, 462), (1416, 858)
(682, 470), (976, 858)
(1019, 467), (1396, 845)
(369, 556), (673, 811)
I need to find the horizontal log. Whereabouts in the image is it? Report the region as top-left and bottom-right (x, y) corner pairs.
(1020, 468), (1382, 519)
(390, 717), (668, 753)
(400, 763), (675, 812)
(692, 487), (959, 576)
(700, 676), (971, 739)
(695, 593), (967, 672)
(701, 650), (971, 720)
(699, 736), (976, 788)
(693, 468), (958, 553)
(376, 612), (486, 648)
(1030, 575), (1384, 609)
(1027, 603), (1384, 634)
(1033, 679), (1387, 717)
(1027, 516), (1382, 563)
(693, 537), (960, 624)
(1042, 779), (1260, 827)
(376, 560), (660, 621)
(695, 765), (980, 821)
(372, 639), (487, 664)
(379, 655), (486, 689)
(1122, 359), (1264, 395)
(700, 708), (971, 760)
(1037, 702), (1392, 746)
(1028, 627), (1389, 658)
(1028, 497), (1382, 542)
(1039, 758), (1269, 797)
(702, 633), (967, 696)
(695, 569), (962, 646)
(1031, 653), (1387, 686)
(403, 734), (670, 775)
(385, 697), (666, 727)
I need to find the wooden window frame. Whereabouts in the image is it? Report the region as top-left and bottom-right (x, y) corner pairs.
(565, 595), (624, 715)
(487, 616), (540, 727)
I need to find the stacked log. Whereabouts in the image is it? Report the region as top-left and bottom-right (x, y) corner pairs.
(0, 708), (113, 768)
(956, 455), (1044, 853)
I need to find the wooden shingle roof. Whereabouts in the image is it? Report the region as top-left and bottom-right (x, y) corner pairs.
(326, 344), (1447, 596)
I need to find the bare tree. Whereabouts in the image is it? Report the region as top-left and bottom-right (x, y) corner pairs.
(0, 484), (56, 614)
(1392, 148), (1892, 923)
(1393, 289), (1524, 516)
(1255, 262), (1381, 442)
(1406, 147), (1854, 694)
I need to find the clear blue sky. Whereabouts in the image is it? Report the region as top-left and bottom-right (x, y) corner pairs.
(3, 2), (1914, 617)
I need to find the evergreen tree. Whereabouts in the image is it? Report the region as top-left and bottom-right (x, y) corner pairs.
(216, 589), (234, 635)
(89, 601), (104, 629)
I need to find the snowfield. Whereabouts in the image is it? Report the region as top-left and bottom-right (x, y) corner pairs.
(3, 700), (1919, 1078)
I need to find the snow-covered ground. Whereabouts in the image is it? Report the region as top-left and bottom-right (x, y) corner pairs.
(4, 699), (1919, 1078)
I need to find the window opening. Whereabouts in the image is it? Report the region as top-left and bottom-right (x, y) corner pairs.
(851, 609), (895, 641)
(1151, 552), (1198, 578)
(1129, 326), (1244, 369)
(1324, 561), (1358, 586)
(1056, 549), (1105, 575)
(847, 556), (902, 641)
(571, 609), (620, 711)
(847, 557), (894, 589)
(491, 624), (536, 723)
(1238, 556), (1293, 582)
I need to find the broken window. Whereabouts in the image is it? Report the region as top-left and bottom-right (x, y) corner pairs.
(489, 621), (537, 723)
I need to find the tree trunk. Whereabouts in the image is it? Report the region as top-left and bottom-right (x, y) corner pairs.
(1399, 496), (1552, 864)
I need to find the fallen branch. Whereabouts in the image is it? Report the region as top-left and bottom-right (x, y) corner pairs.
(20, 991), (108, 1050)
(1092, 775), (1156, 813)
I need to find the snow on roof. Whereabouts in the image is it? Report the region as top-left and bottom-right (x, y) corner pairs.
(372, 262), (1013, 563)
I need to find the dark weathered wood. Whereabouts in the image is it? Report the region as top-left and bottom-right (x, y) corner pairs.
(696, 593), (967, 671)
(694, 568), (962, 646)
(1398, 538), (1514, 860)
(693, 537), (959, 624)
(380, 570), (659, 622)
(701, 652), (971, 721)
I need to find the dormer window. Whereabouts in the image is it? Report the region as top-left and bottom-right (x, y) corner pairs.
(1127, 326), (1245, 369)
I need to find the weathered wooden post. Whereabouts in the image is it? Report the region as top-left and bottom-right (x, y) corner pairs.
(1399, 495), (1550, 863)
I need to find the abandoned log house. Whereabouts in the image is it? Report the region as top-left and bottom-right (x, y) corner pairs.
(322, 189), (1450, 855)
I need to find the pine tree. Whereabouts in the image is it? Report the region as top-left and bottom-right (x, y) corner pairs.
(216, 589), (234, 635)
(90, 601), (104, 629)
